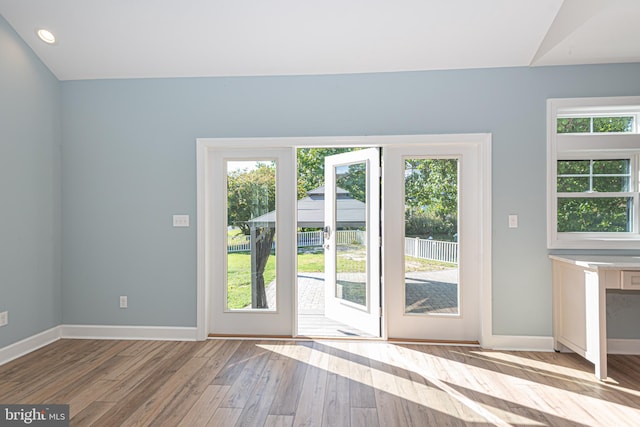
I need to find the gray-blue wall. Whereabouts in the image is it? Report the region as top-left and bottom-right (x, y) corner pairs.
(0, 15), (62, 348)
(2, 8), (640, 348)
(60, 66), (640, 337)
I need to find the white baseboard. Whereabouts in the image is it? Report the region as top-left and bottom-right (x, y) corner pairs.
(4, 328), (637, 368)
(485, 335), (555, 352)
(0, 326), (61, 366)
(59, 324), (199, 341)
(484, 335), (640, 355)
(607, 338), (640, 355)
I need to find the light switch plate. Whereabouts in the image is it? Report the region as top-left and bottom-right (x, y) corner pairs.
(0, 311), (8, 327)
(173, 214), (189, 227)
(508, 214), (518, 228)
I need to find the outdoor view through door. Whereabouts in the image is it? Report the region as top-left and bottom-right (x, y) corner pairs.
(226, 160), (277, 311)
(201, 134), (486, 339)
(296, 148), (380, 337)
(404, 159), (459, 315)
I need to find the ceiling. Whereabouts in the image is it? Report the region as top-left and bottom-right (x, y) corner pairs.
(1, 0), (639, 81)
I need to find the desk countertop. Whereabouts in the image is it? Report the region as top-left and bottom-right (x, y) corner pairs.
(549, 255), (640, 270)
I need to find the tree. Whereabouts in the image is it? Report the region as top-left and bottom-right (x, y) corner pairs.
(296, 148), (365, 201)
(226, 163), (277, 309)
(556, 159), (631, 232)
(557, 116), (633, 133)
(227, 163), (276, 235)
(404, 159), (458, 239)
(555, 118), (633, 233)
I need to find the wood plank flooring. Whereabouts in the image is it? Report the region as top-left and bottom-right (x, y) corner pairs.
(1, 339), (639, 426)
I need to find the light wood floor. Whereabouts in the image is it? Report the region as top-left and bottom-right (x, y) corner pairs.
(1, 339), (639, 426)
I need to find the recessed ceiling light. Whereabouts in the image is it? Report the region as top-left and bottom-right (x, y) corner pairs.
(36, 29), (56, 44)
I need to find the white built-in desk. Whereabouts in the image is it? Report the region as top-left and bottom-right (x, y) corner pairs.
(550, 255), (640, 380)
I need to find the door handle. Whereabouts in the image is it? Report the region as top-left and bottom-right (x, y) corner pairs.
(323, 225), (331, 249)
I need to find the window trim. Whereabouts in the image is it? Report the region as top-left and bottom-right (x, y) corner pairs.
(547, 96), (640, 249)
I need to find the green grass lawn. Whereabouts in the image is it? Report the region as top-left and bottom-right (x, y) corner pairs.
(226, 249), (455, 309)
(226, 252), (276, 309)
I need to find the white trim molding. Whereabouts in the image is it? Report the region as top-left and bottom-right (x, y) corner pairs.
(486, 335), (640, 355)
(487, 335), (555, 352)
(1, 325), (199, 366)
(197, 133), (492, 343)
(0, 327), (61, 366)
(59, 325), (199, 341)
(608, 338), (640, 355)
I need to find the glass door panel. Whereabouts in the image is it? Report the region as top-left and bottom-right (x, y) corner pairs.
(335, 163), (367, 307)
(403, 158), (459, 315)
(226, 160), (277, 311)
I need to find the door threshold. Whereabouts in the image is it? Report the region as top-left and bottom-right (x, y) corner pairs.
(294, 335), (384, 341)
(208, 334), (478, 345)
(208, 333), (384, 341)
(208, 333), (293, 340)
(388, 337), (480, 346)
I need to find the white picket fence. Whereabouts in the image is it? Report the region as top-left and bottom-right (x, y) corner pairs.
(228, 230), (457, 264)
(227, 230), (365, 253)
(404, 237), (458, 264)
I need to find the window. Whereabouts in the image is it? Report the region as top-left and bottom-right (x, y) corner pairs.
(548, 97), (640, 249)
(557, 116), (635, 134)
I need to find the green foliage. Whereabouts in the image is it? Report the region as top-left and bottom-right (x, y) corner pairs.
(226, 153), (460, 241)
(593, 116), (633, 133)
(557, 116), (633, 133)
(556, 117), (590, 133)
(227, 163), (276, 235)
(336, 163), (366, 202)
(556, 159), (631, 232)
(557, 160), (629, 193)
(557, 198), (630, 232)
(296, 148), (365, 200)
(404, 159), (458, 240)
(405, 211), (456, 240)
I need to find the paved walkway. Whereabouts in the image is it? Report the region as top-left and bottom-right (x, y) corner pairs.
(265, 268), (459, 336)
(405, 268), (458, 314)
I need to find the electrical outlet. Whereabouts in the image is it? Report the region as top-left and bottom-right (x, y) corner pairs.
(173, 214), (189, 227)
(508, 214), (519, 228)
(0, 311), (8, 327)
(119, 296), (128, 309)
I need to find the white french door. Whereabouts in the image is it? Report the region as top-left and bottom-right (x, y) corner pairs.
(197, 134), (489, 342)
(207, 148), (295, 336)
(323, 149), (381, 337)
(383, 143), (484, 342)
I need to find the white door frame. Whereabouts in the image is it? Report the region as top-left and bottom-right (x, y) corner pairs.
(196, 134), (491, 345)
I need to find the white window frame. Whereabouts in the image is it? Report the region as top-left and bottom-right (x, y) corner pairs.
(547, 96), (640, 249)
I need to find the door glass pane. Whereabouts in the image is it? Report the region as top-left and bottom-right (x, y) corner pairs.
(404, 158), (459, 315)
(335, 162), (367, 307)
(226, 160), (276, 311)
